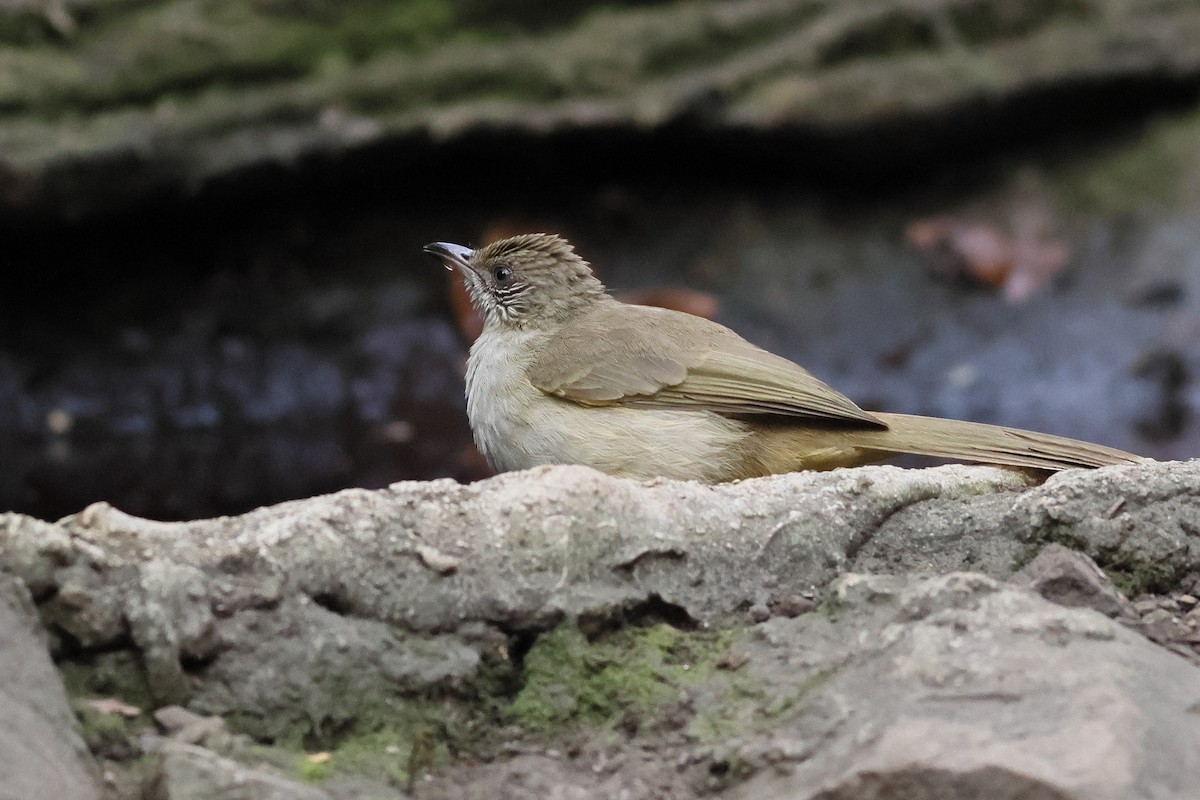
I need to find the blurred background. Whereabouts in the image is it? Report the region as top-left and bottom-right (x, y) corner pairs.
(1, 0), (1198, 521)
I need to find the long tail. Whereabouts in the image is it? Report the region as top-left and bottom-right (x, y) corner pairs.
(856, 412), (1142, 470)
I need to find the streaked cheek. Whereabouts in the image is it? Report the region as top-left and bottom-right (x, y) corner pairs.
(496, 285), (531, 316)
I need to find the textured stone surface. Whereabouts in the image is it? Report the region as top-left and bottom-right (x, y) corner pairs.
(2, 462), (1197, 721)
(731, 573), (1200, 800)
(2, 0), (1200, 220)
(0, 573), (101, 800)
(1012, 542), (1137, 619)
(146, 742), (332, 800)
(1010, 463), (1200, 594)
(4, 460), (1200, 798)
(421, 572), (1200, 800)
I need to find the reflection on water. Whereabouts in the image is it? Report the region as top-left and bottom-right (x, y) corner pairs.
(1, 182), (1195, 520)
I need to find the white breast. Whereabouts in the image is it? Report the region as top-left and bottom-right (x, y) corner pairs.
(465, 328), (543, 473)
(465, 329), (749, 481)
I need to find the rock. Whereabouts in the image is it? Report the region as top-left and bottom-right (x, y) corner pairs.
(769, 594), (817, 618)
(3, 0), (1200, 221)
(2, 462), (1197, 736)
(1009, 462), (1200, 595)
(4, 461), (1200, 799)
(4, 460), (1038, 635)
(852, 492), (1032, 578)
(1011, 543), (1135, 619)
(0, 573), (101, 800)
(416, 572), (1200, 800)
(747, 603), (771, 623)
(126, 561), (219, 706)
(422, 751), (695, 800)
(721, 573), (1200, 800)
(153, 706), (227, 746)
(18, 462), (1040, 739)
(830, 572), (907, 608)
(146, 742), (331, 800)
(154, 706), (214, 735)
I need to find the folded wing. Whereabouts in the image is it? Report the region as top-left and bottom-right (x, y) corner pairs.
(527, 303), (886, 427)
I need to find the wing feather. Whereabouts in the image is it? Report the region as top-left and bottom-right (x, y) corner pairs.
(527, 303), (885, 428)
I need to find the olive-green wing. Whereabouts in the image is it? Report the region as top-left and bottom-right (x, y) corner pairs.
(527, 303), (885, 427)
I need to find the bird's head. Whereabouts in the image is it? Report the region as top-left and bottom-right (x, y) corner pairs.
(424, 233), (607, 329)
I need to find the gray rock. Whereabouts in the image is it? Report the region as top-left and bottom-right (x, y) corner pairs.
(1012, 543), (1136, 619)
(2, 0), (1199, 220)
(1010, 462), (1200, 594)
(0, 573), (101, 800)
(2, 462), (1198, 733)
(4, 461), (1200, 799)
(853, 492), (1027, 577)
(723, 573), (1200, 800)
(415, 572), (1200, 800)
(424, 751), (695, 800)
(10, 463), (1039, 737)
(153, 706), (227, 746)
(4, 461), (1037, 635)
(146, 742), (331, 800)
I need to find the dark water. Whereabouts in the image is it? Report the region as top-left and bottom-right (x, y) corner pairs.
(2, 181), (1195, 521)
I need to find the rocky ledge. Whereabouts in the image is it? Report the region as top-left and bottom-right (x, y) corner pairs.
(2, 459), (1199, 799)
(4, 0), (1200, 221)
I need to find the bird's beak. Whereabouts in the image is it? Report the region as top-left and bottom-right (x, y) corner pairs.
(423, 241), (475, 273)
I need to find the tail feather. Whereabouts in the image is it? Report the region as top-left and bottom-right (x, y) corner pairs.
(861, 412), (1141, 471)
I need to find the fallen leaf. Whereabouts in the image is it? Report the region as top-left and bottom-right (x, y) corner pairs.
(86, 698), (141, 718)
(906, 214), (1070, 301)
(1004, 239), (1069, 302)
(905, 216), (1011, 288)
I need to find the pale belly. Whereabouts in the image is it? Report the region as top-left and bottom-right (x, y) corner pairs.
(465, 331), (749, 482)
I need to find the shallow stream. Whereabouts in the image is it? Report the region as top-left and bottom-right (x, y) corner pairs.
(3, 132), (1197, 520)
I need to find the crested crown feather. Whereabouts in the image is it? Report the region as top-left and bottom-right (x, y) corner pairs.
(478, 233), (591, 275)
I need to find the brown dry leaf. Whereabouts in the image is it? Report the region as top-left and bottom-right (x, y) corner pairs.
(306, 752), (332, 764)
(906, 215), (1070, 301)
(1005, 241), (1069, 301)
(1004, 211), (1071, 302)
(86, 697), (141, 718)
(905, 216), (1012, 288)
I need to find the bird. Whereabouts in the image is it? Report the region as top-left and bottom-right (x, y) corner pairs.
(424, 233), (1141, 483)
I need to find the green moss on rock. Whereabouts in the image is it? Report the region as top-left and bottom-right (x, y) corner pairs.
(949, 0), (1092, 45)
(506, 622), (734, 733)
(246, 699), (460, 788)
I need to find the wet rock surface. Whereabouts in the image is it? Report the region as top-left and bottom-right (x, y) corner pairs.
(2, 460), (1200, 799)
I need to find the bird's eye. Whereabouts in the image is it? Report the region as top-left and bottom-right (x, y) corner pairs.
(492, 265), (513, 283)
